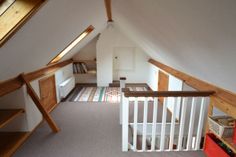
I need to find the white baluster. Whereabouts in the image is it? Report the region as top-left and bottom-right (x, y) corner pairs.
(169, 97), (179, 151)
(186, 97), (197, 150)
(142, 98), (148, 151)
(151, 98), (158, 151)
(133, 98), (138, 151)
(195, 97), (206, 150)
(120, 78), (126, 124)
(177, 97), (188, 150)
(122, 94), (129, 151)
(160, 97), (167, 151)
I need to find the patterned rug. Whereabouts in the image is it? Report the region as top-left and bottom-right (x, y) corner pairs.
(71, 86), (148, 103)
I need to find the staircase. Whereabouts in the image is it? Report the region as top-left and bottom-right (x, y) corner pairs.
(120, 79), (214, 152)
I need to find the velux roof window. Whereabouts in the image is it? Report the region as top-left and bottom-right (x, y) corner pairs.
(0, 0), (15, 15)
(48, 25), (94, 65)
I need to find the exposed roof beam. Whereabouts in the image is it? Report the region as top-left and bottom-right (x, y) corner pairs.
(104, 0), (113, 22)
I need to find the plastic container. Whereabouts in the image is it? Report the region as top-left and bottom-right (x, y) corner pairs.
(208, 116), (234, 138)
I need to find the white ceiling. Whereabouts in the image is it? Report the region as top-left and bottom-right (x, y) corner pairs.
(1, 0), (236, 93)
(0, 0), (106, 80)
(113, 0), (236, 93)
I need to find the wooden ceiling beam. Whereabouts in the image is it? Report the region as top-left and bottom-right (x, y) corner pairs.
(149, 59), (236, 107)
(104, 0), (113, 22)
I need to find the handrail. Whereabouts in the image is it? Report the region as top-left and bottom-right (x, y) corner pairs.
(122, 88), (215, 97)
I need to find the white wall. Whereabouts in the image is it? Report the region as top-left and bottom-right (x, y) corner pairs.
(73, 35), (98, 61)
(113, 0), (236, 93)
(0, 64), (73, 132)
(147, 64), (159, 91)
(73, 36), (98, 84)
(0, 88), (29, 131)
(96, 25), (150, 86)
(55, 64), (74, 102)
(147, 65), (183, 119)
(0, 0), (106, 81)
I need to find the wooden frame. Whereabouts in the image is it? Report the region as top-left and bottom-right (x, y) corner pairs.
(0, 0), (46, 46)
(149, 59), (236, 108)
(20, 74), (59, 132)
(122, 88), (214, 97)
(0, 59), (72, 97)
(48, 25), (94, 65)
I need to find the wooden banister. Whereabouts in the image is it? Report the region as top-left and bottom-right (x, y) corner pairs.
(20, 74), (60, 133)
(122, 88), (214, 97)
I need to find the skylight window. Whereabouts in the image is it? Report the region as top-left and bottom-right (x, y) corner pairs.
(48, 25), (94, 64)
(0, 0), (45, 46)
(0, 0), (15, 16)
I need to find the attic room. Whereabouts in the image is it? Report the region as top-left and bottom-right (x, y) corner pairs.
(0, 0), (236, 157)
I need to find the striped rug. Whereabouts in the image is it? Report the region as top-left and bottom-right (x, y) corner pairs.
(73, 87), (120, 103)
(71, 86), (149, 103)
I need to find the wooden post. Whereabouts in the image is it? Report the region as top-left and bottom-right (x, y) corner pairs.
(203, 97), (214, 148)
(20, 74), (60, 133)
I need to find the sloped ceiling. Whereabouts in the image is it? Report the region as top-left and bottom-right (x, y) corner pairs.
(1, 0), (236, 93)
(0, 0), (106, 80)
(113, 0), (236, 93)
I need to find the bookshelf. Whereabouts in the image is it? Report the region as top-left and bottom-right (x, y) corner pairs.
(73, 60), (97, 83)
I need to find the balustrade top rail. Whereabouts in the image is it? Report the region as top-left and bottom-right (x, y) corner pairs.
(122, 88), (215, 97)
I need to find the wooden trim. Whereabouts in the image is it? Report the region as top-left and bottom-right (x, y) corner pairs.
(104, 0), (113, 22)
(0, 59), (72, 97)
(73, 60), (96, 64)
(0, 75), (23, 97)
(212, 97), (236, 119)
(0, 109), (24, 128)
(0, 132), (31, 156)
(148, 59), (236, 107)
(48, 25), (94, 65)
(0, 0), (47, 47)
(25, 59), (72, 81)
(122, 88), (214, 97)
(20, 74), (60, 132)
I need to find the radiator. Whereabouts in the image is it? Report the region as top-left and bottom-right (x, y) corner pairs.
(59, 76), (75, 98)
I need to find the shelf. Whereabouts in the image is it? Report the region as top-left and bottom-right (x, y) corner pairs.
(0, 109), (24, 128)
(209, 131), (236, 154)
(0, 132), (30, 157)
(73, 60), (96, 64)
(221, 137), (236, 154)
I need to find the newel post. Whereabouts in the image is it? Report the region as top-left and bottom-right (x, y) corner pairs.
(120, 77), (126, 124)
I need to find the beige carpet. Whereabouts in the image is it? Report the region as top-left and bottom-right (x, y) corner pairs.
(14, 102), (206, 157)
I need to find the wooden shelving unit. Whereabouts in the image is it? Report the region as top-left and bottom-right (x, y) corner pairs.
(0, 109), (29, 156)
(0, 109), (24, 128)
(206, 97), (236, 155)
(0, 132), (30, 157)
(222, 137), (236, 153)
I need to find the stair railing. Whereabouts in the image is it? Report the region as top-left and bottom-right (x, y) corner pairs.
(121, 88), (214, 152)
